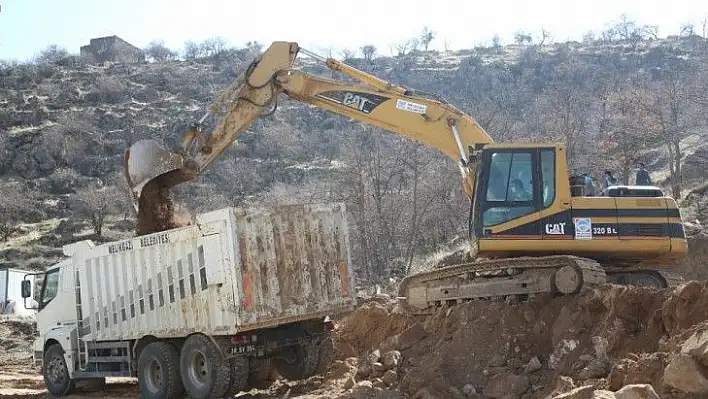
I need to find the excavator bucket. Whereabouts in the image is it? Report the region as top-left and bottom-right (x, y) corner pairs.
(124, 139), (185, 208)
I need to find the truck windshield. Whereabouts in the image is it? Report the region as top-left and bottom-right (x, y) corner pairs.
(38, 269), (60, 310)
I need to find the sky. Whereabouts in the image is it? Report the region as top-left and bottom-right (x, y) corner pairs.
(0, 0), (706, 62)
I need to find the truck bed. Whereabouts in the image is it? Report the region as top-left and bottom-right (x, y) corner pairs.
(65, 203), (356, 341)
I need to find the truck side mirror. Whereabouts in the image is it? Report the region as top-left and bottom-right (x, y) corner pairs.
(21, 280), (31, 298)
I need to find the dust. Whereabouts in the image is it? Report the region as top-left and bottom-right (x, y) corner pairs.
(135, 173), (191, 236)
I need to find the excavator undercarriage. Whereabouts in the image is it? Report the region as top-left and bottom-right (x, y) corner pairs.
(398, 255), (685, 315)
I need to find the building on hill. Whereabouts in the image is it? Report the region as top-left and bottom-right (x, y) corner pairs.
(80, 35), (145, 64)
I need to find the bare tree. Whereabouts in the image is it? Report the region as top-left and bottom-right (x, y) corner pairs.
(538, 28), (552, 47)
(629, 68), (705, 198)
(70, 183), (122, 239)
(420, 26), (435, 51)
(34, 44), (69, 65)
(391, 41), (410, 56)
(340, 49), (357, 62)
(0, 184), (36, 241)
(360, 45), (377, 62)
(514, 31), (533, 46)
(183, 41), (202, 60)
(144, 40), (178, 62)
(491, 34), (502, 49)
(597, 82), (657, 184)
(200, 37), (229, 57)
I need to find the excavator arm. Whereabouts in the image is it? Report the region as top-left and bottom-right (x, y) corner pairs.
(124, 41), (494, 234)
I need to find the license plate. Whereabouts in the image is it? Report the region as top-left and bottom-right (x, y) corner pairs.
(231, 344), (256, 354)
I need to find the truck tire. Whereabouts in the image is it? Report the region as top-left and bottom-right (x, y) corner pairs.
(179, 334), (230, 399)
(247, 358), (277, 390)
(314, 335), (334, 375)
(225, 354), (249, 395)
(274, 343), (319, 381)
(42, 343), (74, 396)
(137, 341), (184, 399)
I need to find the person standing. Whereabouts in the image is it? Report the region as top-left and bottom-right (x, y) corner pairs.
(603, 170), (617, 189)
(583, 173), (595, 196)
(635, 162), (652, 186)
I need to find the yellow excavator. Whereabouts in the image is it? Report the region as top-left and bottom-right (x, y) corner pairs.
(124, 41), (688, 315)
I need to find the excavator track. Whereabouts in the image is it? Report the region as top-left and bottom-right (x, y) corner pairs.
(397, 255), (607, 315)
(605, 267), (685, 289)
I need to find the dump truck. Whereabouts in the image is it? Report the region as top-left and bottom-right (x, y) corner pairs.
(21, 203), (356, 398)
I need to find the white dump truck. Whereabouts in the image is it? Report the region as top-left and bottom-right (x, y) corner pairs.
(21, 203), (356, 398)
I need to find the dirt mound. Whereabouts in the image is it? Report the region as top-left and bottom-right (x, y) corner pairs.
(9, 283), (708, 398)
(330, 281), (708, 398)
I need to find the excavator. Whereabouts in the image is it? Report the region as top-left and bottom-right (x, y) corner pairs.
(123, 41), (688, 315)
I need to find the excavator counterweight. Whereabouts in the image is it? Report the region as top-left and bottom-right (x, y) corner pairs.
(124, 40), (689, 313)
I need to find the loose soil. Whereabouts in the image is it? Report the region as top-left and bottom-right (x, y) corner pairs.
(135, 173), (190, 236)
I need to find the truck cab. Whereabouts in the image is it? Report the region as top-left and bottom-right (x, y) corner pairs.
(21, 260), (79, 371)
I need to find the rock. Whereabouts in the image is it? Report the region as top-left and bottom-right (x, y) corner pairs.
(483, 372), (529, 398)
(382, 350), (402, 369)
(356, 380), (374, 388)
(372, 377), (385, 388)
(591, 391), (616, 399)
(579, 354), (594, 362)
(552, 386), (615, 399)
(488, 354), (507, 367)
(344, 375), (356, 390)
(607, 354), (665, 392)
(356, 362), (372, 379)
(577, 357), (612, 380)
(508, 357), (525, 370)
(681, 329), (708, 366)
(345, 357), (359, 368)
(592, 336), (609, 360)
(553, 375), (576, 393)
(663, 353), (708, 393)
(524, 356), (543, 373)
(382, 369), (397, 386)
(412, 388), (440, 399)
(372, 362), (386, 377)
(379, 322), (427, 353)
(614, 384), (660, 399)
(367, 349), (381, 364)
(461, 384), (477, 397)
(552, 385), (594, 399)
(338, 342), (358, 359)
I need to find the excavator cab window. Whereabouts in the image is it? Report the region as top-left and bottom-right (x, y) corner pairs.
(479, 148), (556, 228)
(482, 151), (536, 227)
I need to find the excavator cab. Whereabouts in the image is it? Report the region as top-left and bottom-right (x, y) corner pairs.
(470, 144), (688, 266)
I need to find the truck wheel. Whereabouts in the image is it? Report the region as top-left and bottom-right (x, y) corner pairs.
(137, 341), (184, 399)
(180, 334), (230, 399)
(42, 344), (74, 396)
(274, 343), (318, 381)
(314, 335), (334, 375)
(247, 358), (276, 390)
(225, 354), (249, 395)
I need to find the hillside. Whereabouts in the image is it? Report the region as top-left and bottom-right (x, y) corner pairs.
(1, 26), (708, 283)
